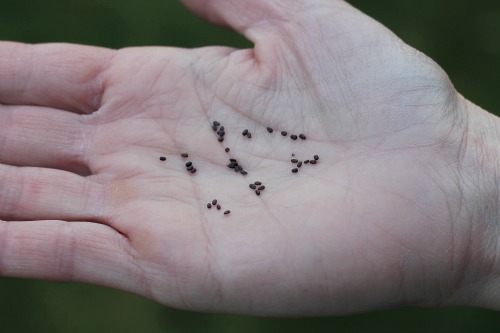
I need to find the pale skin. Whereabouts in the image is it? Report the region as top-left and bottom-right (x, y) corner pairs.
(1, 0), (500, 316)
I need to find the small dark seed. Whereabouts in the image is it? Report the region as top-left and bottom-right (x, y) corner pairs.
(299, 134), (306, 140)
(292, 153), (295, 157)
(254, 181), (262, 185)
(290, 134), (298, 140)
(217, 204), (221, 210)
(310, 160), (317, 164)
(247, 133), (252, 139)
(267, 127), (273, 133)
(281, 131), (287, 136)
(230, 158), (237, 163)
(191, 168), (197, 173)
(240, 170), (248, 175)
(291, 159), (298, 163)
(224, 210), (230, 215)
(218, 137), (224, 142)
(242, 129), (248, 136)
(217, 130), (225, 136)
(297, 161), (303, 167)
(159, 156), (166, 161)
(249, 184), (256, 189)
(314, 155), (319, 160)
(292, 168), (298, 173)
(225, 148), (230, 152)
(235, 166), (243, 172)
(220, 126), (224, 131)
(258, 185), (265, 191)
(255, 190), (261, 196)
(187, 165), (194, 171)
(186, 162), (192, 167)
(212, 125), (218, 131)
(181, 153), (188, 158)
(213, 121), (220, 127)
(207, 203), (212, 209)
(212, 199), (217, 205)
(304, 160), (310, 164)
(228, 163), (236, 169)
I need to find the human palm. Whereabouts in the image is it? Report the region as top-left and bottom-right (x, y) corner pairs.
(0, 0), (491, 315)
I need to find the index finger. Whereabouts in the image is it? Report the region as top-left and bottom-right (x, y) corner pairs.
(0, 42), (114, 114)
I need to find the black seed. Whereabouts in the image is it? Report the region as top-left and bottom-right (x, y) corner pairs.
(217, 130), (225, 136)
(291, 159), (298, 163)
(267, 127), (273, 133)
(240, 170), (248, 175)
(290, 134), (298, 140)
(281, 131), (287, 136)
(255, 190), (261, 196)
(220, 126), (224, 131)
(247, 133), (252, 139)
(217, 204), (221, 210)
(213, 121), (220, 127)
(181, 153), (188, 158)
(242, 129), (248, 136)
(212, 199), (217, 205)
(212, 125), (218, 131)
(249, 184), (256, 189)
(230, 158), (237, 163)
(292, 153), (295, 157)
(304, 160), (310, 164)
(191, 168), (197, 173)
(254, 181), (262, 185)
(299, 134), (306, 140)
(310, 160), (317, 164)
(297, 161), (303, 167)
(292, 168), (298, 173)
(218, 137), (224, 142)
(187, 165), (194, 171)
(159, 156), (166, 161)
(225, 148), (230, 152)
(228, 163), (236, 169)
(207, 203), (212, 209)
(258, 185), (265, 191)
(224, 210), (230, 215)
(235, 166), (243, 172)
(186, 162), (192, 167)
(314, 155), (319, 160)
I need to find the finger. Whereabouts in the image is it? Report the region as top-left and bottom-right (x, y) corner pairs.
(0, 220), (146, 295)
(0, 42), (113, 113)
(180, 0), (353, 41)
(0, 105), (91, 174)
(0, 165), (104, 221)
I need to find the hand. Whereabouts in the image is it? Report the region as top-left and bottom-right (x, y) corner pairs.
(1, 0), (498, 315)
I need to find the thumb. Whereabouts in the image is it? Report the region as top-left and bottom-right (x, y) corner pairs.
(180, 0), (353, 43)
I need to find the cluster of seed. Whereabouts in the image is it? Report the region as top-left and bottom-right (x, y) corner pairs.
(212, 121), (226, 142)
(249, 181), (265, 196)
(181, 153), (197, 174)
(242, 129), (252, 139)
(227, 158), (248, 175)
(291, 154), (319, 173)
(207, 199), (230, 215)
(269, 129), (306, 141)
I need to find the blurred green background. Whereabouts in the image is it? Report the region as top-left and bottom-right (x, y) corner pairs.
(0, 0), (499, 332)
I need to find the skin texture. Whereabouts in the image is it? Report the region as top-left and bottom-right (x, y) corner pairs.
(0, 0), (499, 316)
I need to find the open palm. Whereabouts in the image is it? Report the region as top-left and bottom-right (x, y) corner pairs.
(0, 0), (492, 315)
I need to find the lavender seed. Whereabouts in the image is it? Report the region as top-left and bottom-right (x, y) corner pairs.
(186, 162), (192, 167)
(159, 156), (166, 161)
(212, 199), (217, 205)
(191, 168), (197, 173)
(212, 125), (218, 131)
(181, 153), (188, 158)
(247, 132), (252, 139)
(255, 190), (261, 196)
(218, 137), (224, 142)
(310, 160), (317, 164)
(213, 121), (220, 127)
(297, 161), (303, 167)
(299, 134), (306, 140)
(224, 210), (230, 215)
(254, 181), (262, 185)
(242, 129), (249, 136)
(258, 185), (265, 191)
(187, 165), (194, 171)
(230, 158), (237, 163)
(267, 127), (273, 133)
(314, 155), (319, 161)
(304, 160), (310, 164)
(240, 170), (248, 175)
(290, 134), (298, 140)
(225, 148), (230, 152)
(281, 131), (287, 136)
(217, 204), (221, 210)
(249, 184), (256, 189)
(292, 168), (298, 173)
(220, 126), (225, 131)
(207, 203), (212, 209)
(291, 159), (298, 163)
(228, 163), (236, 169)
